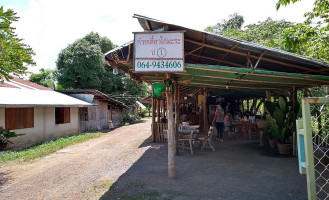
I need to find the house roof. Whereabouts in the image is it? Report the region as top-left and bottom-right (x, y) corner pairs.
(104, 14), (329, 99)
(0, 76), (53, 90)
(60, 89), (128, 108)
(0, 87), (95, 107)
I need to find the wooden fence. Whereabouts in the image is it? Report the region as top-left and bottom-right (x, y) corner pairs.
(152, 122), (168, 142)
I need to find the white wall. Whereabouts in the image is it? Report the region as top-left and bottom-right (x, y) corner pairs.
(0, 107), (79, 149)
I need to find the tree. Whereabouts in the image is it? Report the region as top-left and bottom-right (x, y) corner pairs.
(205, 13), (244, 35)
(205, 14), (294, 50)
(29, 68), (56, 89)
(56, 32), (150, 104)
(56, 38), (105, 89)
(0, 6), (35, 82)
(277, 0), (329, 97)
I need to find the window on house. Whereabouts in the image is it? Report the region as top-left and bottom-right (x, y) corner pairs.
(79, 107), (88, 121)
(55, 107), (70, 124)
(5, 108), (34, 130)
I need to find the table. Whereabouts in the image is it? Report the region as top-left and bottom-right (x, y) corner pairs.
(178, 128), (199, 155)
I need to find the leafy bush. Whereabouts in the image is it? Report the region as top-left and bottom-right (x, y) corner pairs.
(265, 96), (299, 143)
(0, 127), (24, 150)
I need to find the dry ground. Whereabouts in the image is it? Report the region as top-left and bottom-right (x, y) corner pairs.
(0, 119), (152, 200)
(0, 118), (307, 200)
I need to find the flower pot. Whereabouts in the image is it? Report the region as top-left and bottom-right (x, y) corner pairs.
(269, 139), (277, 149)
(0, 143), (7, 151)
(255, 119), (269, 129)
(277, 143), (293, 155)
(259, 130), (267, 146)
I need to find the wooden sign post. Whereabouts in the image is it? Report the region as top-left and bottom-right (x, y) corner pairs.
(166, 89), (175, 178)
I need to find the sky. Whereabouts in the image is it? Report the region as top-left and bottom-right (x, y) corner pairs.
(2, 0), (315, 74)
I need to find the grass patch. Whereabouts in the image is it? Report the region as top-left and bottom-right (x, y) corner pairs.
(0, 132), (103, 163)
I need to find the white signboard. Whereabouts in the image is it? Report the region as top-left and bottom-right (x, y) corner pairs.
(134, 32), (184, 72)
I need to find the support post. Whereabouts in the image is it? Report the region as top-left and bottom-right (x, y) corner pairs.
(266, 91), (271, 101)
(166, 90), (175, 178)
(157, 98), (160, 123)
(203, 89), (208, 135)
(292, 85), (297, 156)
(174, 81), (179, 155)
(151, 86), (155, 142)
(247, 99), (250, 112)
(302, 99), (316, 199)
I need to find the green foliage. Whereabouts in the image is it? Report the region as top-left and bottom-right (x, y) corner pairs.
(0, 132), (102, 163)
(56, 32), (150, 104)
(206, 15), (294, 50)
(0, 127), (23, 147)
(0, 7), (35, 82)
(122, 110), (136, 124)
(276, 0), (301, 10)
(265, 96), (298, 143)
(205, 13), (244, 35)
(56, 37), (105, 89)
(278, 0), (329, 63)
(29, 68), (56, 89)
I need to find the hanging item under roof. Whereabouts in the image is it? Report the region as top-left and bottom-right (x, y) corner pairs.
(113, 68), (118, 75)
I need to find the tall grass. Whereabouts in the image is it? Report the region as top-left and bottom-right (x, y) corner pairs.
(0, 132), (103, 163)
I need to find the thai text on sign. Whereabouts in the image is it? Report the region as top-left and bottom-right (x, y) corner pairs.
(134, 31), (184, 72)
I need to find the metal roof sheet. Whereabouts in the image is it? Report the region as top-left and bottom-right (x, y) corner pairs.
(132, 14), (329, 74)
(104, 14), (329, 98)
(60, 89), (128, 108)
(0, 88), (95, 107)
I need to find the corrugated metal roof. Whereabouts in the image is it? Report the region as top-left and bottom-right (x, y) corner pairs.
(104, 14), (329, 99)
(132, 14), (329, 74)
(0, 88), (95, 107)
(60, 89), (128, 108)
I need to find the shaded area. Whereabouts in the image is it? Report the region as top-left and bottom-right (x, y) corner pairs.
(100, 139), (307, 200)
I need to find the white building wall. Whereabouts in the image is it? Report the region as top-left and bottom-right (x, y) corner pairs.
(0, 107), (79, 150)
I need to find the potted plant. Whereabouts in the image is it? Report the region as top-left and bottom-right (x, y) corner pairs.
(264, 96), (298, 155)
(255, 119), (269, 146)
(0, 126), (23, 151)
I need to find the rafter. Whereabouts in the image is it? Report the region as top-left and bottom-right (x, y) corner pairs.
(184, 65), (329, 84)
(185, 46), (203, 56)
(175, 73), (317, 86)
(185, 39), (321, 73)
(217, 43), (238, 65)
(185, 82), (286, 92)
(189, 53), (247, 68)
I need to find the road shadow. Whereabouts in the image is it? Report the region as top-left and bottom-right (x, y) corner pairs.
(99, 138), (307, 200)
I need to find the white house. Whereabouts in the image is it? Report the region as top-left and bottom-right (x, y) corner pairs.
(0, 77), (94, 149)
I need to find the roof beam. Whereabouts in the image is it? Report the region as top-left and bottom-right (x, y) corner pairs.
(184, 65), (329, 84)
(144, 19), (152, 31)
(217, 43), (239, 65)
(189, 53), (247, 68)
(175, 73), (317, 86)
(185, 82), (285, 92)
(185, 46), (203, 56)
(185, 39), (321, 73)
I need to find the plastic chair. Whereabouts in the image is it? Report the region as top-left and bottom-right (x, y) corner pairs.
(199, 126), (215, 151)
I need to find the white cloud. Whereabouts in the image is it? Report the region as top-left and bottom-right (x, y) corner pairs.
(6, 0), (314, 73)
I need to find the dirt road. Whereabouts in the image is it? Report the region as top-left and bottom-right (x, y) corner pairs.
(0, 119), (152, 200)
